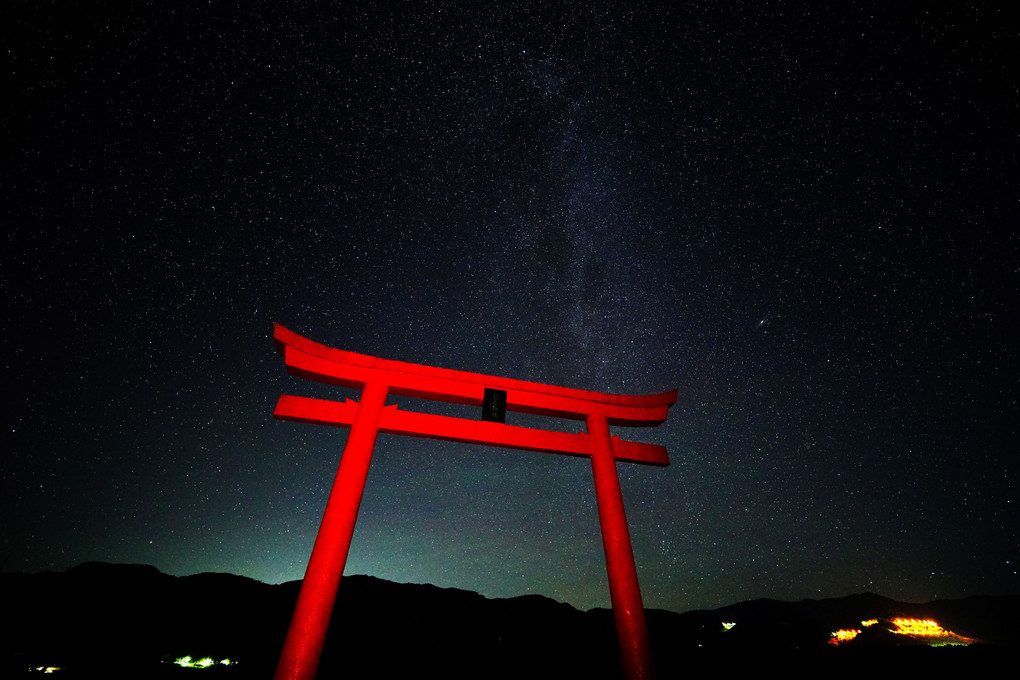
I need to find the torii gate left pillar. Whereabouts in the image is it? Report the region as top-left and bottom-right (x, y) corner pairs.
(272, 381), (388, 680)
(269, 324), (676, 680)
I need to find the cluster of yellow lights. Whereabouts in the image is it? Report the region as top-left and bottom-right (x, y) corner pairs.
(829, 629), (861, 644)
(829, 616), (974, 647)
(890, 618), (948, 636)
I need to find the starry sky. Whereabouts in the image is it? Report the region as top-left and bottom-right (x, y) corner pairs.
(3, 2), (1017, 613)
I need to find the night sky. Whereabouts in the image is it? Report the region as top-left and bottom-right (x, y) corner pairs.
(4, 2), (1017, 614)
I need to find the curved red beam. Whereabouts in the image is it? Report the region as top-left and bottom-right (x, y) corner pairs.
(275, 323), (677, 426)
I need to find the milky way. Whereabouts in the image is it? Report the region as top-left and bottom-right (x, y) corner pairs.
(3, 2), (1016, 612)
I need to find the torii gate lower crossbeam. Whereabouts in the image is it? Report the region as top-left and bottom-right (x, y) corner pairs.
(270, 324), (676, 680)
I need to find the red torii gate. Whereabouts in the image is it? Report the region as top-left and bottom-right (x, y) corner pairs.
(271, 323), (676, 680)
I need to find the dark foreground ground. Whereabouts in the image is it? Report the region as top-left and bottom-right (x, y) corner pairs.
(3, 563), (1016, 679)
(6, 645), (1013, 679)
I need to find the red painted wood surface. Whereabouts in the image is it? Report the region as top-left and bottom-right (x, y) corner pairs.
(276, 323), (676, 425)
(587, 414), (655, 680)
(273, 382), (389, 680)
(274, 394), (670, 466)
(271, 325), (674, 680)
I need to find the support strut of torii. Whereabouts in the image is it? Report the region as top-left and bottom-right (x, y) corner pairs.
(270, 324), (676, 680)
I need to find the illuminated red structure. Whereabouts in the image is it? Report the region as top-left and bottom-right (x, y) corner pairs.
(271, 324), (676, 680)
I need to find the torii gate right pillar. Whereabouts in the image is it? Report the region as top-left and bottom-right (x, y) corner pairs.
(587, 414), (654, 680)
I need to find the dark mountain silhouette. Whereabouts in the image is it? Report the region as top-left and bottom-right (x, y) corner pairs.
(1, 563), (1015, 678)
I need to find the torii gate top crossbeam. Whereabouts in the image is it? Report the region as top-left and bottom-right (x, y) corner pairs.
(274, 323), (677, 427)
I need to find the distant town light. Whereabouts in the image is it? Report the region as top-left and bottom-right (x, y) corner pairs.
(890, 618), (947, 636)
(173, 655), (235, 669)
(828, 616), (975, 646)
(828, 628), (861, 645)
